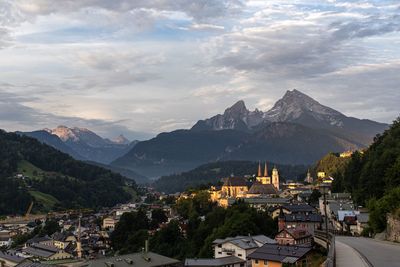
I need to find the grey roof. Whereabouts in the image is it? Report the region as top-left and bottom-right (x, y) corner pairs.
(228, 197), (290, 205)
(17, 262), (51, 267)
(0, 236), (10, 241)
(213, 235), (276, 249)
(248, 182), (278, 195)
(184, 256), (244, 266)
(86, 252), (180, 267)
(0, 251), (27, 263)
(328, 201), (355, 217)
(222, 177), (248, 187)
(26, 236), (52, 245)
(248, 244), (312, 263)
(284, 214), (322, 223)
(23, 244), (59, 258)
(357, 213), (369, 224)
(282, 204), (316, 213)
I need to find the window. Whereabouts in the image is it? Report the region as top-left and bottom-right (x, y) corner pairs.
(218, 252), (222, 254)
(240, 264), (245, 267)
(218, 244), (222, 248)
(255, 259), (259, 264)
(238, 254), (242, 257)
(264, 260), (269, 266)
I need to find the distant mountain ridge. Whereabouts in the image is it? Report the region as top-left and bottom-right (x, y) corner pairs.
(113, 89), (388, 178)
(20, 126), (136, 165)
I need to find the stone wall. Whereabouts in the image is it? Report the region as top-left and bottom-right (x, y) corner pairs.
(386, 213), (400, 242)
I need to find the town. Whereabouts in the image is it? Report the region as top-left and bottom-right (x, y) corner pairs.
(0, 158), (383, 267)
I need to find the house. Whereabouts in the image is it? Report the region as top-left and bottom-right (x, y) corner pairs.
(356, 213), (369, 235)
(0, 251), (30, 267)
(102, 217), (117, 230)
(25, 236), (53, 248)
(283, 214), (322, 235)
(271, 204), (316, 219)
(275, 228), (312, 246)
(0, 236), (11, 248)
(248, 243), (313, 267)
(185, 256), (245, 267)
(84, 251), (180, 267)
(22, 243), (73, 261)
(213, 235), (276, 261)
(53, 232), (76, 249)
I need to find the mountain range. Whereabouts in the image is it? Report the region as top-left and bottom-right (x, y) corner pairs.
(112, 89), (388, 177)
(20, 126), (136, 164)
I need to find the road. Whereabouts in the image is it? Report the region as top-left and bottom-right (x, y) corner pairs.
(336, 236), (400, 267)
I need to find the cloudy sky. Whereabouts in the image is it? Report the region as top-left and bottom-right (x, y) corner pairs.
(0, 0), (399, 140)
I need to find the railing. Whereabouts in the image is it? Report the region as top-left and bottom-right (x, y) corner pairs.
(314, 230), (335, 267)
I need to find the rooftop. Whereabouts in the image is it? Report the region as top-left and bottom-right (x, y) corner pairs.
(284, 213), (322, 223)
(213, 235), (276, 249)
(248, 182), (278, 195)
(184, 256), (244, 266)
(85, 251), (180, 267)
(248, 243), (312, 263)
(222, 177), (248, 187)
(0, 251), (27, 263)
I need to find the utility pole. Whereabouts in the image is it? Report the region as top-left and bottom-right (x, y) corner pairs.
(322, 184), (329, 252)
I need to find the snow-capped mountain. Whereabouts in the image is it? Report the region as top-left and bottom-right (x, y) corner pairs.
(23, 126), (136, 164)
(109, 134), (130, 145)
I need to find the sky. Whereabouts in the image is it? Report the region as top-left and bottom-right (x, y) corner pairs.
(0, 0), (399, 140)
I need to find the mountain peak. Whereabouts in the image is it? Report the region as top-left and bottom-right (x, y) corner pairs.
(265, 89), (344, 126)
(224, 100), (249, 117)
(112, 134), (130, 145)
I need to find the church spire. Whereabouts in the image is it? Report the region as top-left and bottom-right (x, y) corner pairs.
(258, 161), (261, 177)
(264, 162), (268, 177)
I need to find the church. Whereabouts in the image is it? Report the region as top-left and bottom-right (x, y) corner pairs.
(256, 162), (280, 191)
(210, 162), (281, 207)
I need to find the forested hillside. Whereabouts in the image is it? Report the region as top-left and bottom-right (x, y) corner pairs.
(331, 118), (400, 233)
(0, 130), (135, 216)
(154, 160), (307, 193)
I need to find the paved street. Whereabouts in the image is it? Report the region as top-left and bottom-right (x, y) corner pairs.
(336, 236), (400, 267)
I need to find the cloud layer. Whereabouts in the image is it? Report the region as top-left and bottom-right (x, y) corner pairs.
(0, 0), (399, 139)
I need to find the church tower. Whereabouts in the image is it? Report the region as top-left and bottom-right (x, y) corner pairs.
(264, 162), (268, 177)
(257, 162), (262, 177)
(272, 166), (280, 190)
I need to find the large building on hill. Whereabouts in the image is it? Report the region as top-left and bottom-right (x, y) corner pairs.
(210, 163), (281, 207)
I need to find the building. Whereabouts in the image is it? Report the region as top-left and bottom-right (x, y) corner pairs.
(102, 217), (117, 230)
(84, 251), (180, 267)
(25, 236), (53, 247)
(256, 162), (280, 191)
(213, 235), (276, 262)
(282, 214), (322, 235)
(22, 243), (73, 261)
(53, 232), (76, 250)
(247, 182), (278, 198)
(271, 204), (316, 219)
(221, 177), (248, 198)
(0, 236), (11, 248)
(248, 243), (313, 267)
(304, 170), (313, 184)
(275, 228), (312, 246)
(0, 251), (30, 267)
(185, 256), (245, 267)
